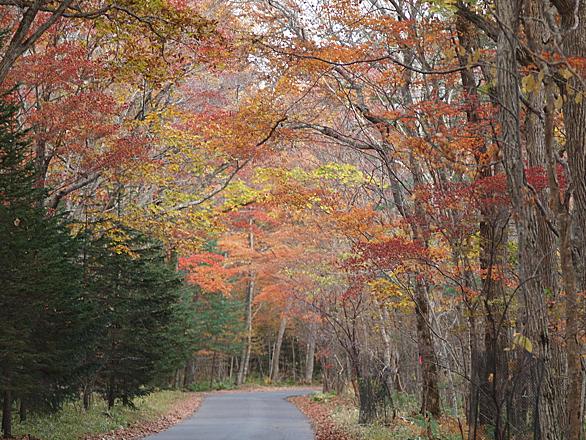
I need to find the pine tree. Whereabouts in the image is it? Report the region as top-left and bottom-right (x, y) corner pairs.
(0, 97), (84, 437)
(174, 288), (244, 389)
(189, 291), (244, 357)
(79, 225), (185, 408)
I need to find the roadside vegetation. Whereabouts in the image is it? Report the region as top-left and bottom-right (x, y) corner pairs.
(10, 391), (198, 440)
(294, 392), (472, 440)
(186, 376), (305, 393)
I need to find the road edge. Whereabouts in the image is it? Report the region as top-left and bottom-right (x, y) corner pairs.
(83, 392), (204, 440)
(289, 395), (353, 440)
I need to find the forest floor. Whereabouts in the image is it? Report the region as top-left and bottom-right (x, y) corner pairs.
(291, 392), (480, 440)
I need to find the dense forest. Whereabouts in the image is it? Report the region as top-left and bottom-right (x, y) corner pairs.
(0, 0), (585, 439)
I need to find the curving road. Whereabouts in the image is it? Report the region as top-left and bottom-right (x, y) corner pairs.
(142, 389), (315, 440)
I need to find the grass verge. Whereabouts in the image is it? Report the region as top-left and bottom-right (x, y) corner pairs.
(12, 390), (199, 440)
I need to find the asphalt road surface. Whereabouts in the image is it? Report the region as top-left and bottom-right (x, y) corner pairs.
(142, 389), (315, 440)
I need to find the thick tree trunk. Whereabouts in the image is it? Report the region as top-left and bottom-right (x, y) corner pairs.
(495, 1), (565, 438)
(183, 358), (196, 388)
(559, 0), (586, 291)
(558, 4), (586, 438)
(560, 212), (582, 440)
(477, 208), (509, 433)
(414, 281), (441, 418)
(524, 4), (571, 437)
(174, 368), (184, 389)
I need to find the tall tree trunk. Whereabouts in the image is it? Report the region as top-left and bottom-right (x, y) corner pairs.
(236, 276), (254, 385)
(229, 356), (234, 382)
(414, 280), (441, 418)
(291, 336), (296, 381)
(304, 322), (316, 383)
(455, 16), (510, 433)
(495, 1), (565, 437)
(107, 376), (116, 409)
(557, 3), (586, 437)
(237, 221), (255, 386)
(524, 3), (570, 437)
(83, 383), (92, 411)
(270, 311), (288, 382)
(209, 351), (217, 389)
(410, 156), (441, 418)
(560, 211), (582, 439)
(321, 354), (333, 393)
(183, 358), (196, 388)
(375, 299), (397, 407)
(2, 390), (11, 439)
(174, 368), (184, 389)
(467, 314), (481, 438)
(18, 398), (26, 423)
(478, 207), (511, 438)
(559, 0), (586, 291)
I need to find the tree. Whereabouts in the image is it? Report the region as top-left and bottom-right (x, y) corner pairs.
(79, 225), (184, 408)
(0, 96), (86, 436)
(186, 291), (245, 386)
(0, 0), (214, 84)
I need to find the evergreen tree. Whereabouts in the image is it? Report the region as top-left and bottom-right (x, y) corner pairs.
(150, 284), (196, 387)
(175, 288), (244, 389)
(80, 226), (185, 408)
(0, 97), (85, 437)
(189, 292), (244, 357)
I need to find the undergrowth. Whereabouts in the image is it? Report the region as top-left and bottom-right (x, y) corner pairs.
(318, 392), (467, 440)
(11, 390), (188, 440)
(188, 380), (238, 392)
(187, 377), (307, 392)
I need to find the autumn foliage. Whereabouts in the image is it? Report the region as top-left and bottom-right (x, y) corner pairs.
(1, 0), (586, 438)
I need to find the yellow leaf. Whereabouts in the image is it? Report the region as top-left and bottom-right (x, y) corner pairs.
(512, 332), (533, 353)
(560, 68), (573, 80)
(521, 74), (535, 94)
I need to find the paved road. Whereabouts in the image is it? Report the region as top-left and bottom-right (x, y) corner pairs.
(142, 389), (315, 440)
